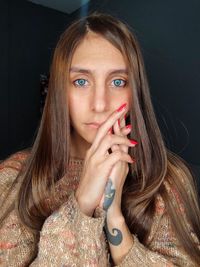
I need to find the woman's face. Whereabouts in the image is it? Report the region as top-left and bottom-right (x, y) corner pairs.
(68, 32), (131, 156)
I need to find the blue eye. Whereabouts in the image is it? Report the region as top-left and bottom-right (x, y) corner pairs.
(74, 79), (88, 87)
(112, 79), (126, 87)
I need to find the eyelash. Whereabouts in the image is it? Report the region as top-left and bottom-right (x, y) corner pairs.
(73, 78), (127, 88)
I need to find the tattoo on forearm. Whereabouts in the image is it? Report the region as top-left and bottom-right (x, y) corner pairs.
(103, 179), (123, 245)
(103, 179), (115, 211)
(104, 217), (123, 246)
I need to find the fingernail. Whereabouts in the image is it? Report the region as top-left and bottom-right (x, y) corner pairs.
(116, 103), (127, 112)
(108, 127), (112, 134)
(129, 139), (138, 145)
(131, 158), (136, 163)
(126, 124), (131, 130)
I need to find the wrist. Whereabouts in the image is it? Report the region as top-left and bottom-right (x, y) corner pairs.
(75, 191), (94, 217)
(107, 207), (125, 224)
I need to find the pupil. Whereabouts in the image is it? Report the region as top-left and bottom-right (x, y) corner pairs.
(115, 80), (121, 86)
(79, 79), (85, 85)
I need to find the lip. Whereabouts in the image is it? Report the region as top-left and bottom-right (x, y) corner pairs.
(86, 122), (102, 128)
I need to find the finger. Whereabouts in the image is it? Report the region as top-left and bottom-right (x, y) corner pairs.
(95, 134), (137, 158)
(102, 150), (134, 167)
(114, 115), (128, 153)
(107, 127), (119, 154)
(111, 119), (121, 153)
(90, 103), (128, 154)
(120, 114), (126, 128)
(113, 115), (122, 136)
(112, 113), (128, 153)
(121, 124), (132, 136)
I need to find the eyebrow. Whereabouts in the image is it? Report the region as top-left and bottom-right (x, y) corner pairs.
(70, 67), (128, 75)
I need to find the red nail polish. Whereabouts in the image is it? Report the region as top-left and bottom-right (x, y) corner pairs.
(116, 103), (127, 112)
(108, 127), (112, 134)
(126, 124), (131, 130)
(130, 139), (138, 145)
(131, 158), (136, 163)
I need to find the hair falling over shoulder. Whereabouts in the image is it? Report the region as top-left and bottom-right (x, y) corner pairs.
(1, 12), (199, 264)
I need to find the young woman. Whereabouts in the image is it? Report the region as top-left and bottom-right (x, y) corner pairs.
(0, 13), (199, 266)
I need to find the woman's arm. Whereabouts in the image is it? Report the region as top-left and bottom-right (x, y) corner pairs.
(30, 192), (108, 266)
(0, 153), (109, 266)
(0, 192), (108, 266)
(105, 193), (197, 267)
(101, 110), (198, 266)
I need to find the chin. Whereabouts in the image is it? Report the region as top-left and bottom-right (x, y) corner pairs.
(76, 128), (94, 145)
(82, 133), (95, 145)
(72, 124), (97, 146)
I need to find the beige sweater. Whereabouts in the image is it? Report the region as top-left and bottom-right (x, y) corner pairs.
(0, 151), (198, 266)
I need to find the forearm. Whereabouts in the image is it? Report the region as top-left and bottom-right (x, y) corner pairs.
(105, 212), (134, 265)
(105, 213), (177, 267)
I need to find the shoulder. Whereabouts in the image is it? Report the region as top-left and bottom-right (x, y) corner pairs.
(0, 150), (30, 200)
(0, 150), (30, 172)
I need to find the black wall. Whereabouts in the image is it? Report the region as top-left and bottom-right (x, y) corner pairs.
(0, 0), (70, 159)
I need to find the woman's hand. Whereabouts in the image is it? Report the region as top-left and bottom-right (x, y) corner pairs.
(100, 115), (136, 216)
(100, 113), (137, 265)
(75, 103), (135, 217)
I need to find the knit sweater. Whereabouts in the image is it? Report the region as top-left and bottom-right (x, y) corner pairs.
(0, 151), (198, 266)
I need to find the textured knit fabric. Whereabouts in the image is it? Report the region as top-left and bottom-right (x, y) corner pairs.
(0, 151), (199, 266)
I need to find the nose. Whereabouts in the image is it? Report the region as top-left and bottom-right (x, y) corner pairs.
(91, 84), (108, 112)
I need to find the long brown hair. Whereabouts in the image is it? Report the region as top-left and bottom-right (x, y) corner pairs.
(1, 12), (200, 264)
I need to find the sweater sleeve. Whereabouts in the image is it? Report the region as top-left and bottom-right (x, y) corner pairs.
(116, 194), (198, 267)
(0, 153), (109, 267)
(30, 192), (108, 266)
(0, 152), (36, 267)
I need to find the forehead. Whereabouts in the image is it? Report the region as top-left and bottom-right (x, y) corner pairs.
(71, 32), (127, 68)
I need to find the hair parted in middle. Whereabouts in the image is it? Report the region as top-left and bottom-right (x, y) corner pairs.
(1, 12), (198, 263)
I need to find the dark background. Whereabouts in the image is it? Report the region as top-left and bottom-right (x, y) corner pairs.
(0, 0), (199, 182)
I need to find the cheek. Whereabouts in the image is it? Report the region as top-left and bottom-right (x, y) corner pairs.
(116, 89), (132, 107)
(68, 94), (85, 122)
(68, 94), (77, 122)
(125, 88), (132, 107)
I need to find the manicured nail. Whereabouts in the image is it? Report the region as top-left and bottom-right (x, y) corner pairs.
(131, 158), (136, 163)
(116, 103), (127, 112)
(108, 127), (112, 134)
(126, 124), (131, 130)
(129, 139), (138, 145)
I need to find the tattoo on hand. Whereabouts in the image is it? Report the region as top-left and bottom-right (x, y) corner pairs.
(104, 217), (123, 246)
(103, 179), (115, 211)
